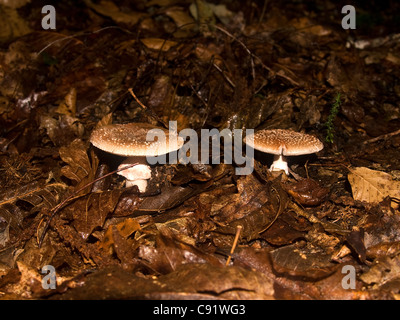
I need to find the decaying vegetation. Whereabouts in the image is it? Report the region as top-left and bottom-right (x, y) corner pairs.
(0, 0), (399, 299)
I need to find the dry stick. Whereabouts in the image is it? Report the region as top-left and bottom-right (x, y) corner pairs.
(36, 26), (134, 56)
(258, 186), (285, 235)
(362, 128), (400, 144)
(215, 25), (300, 86)
(38, 162), (138, 247)
(127, 88), (168, 129)
(127, 88), (147, 110)
(215, 26), (255, 80)
(225, 225), (243, 266)
(212, 63), (236, 88)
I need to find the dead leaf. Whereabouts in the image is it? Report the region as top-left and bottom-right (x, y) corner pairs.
(195, 43), (224, 67)
(210, 174), (271, 223)
(138, 224), (222, 274)
(290, 17), (332, 36)
(0, 180), (67, 236)
(360, 253), (400, 294)
(0, 5), (31, 43)
(159, 263), (275, 300)
(0, 0), (30, 9)
(270, 242), (338, 280)
(348, 167), (400, 208)
(141, 38), (178, 51)
(49, 263), (274, 300)
(346, 228), (367, 262)
(84, 0), (145, 26)
(189, 0), (216, 30)
(59, 139), (98, 193)
(367, 242), (400, 260)
(40, 115), (84, 146)
(260, 213), (309, 246)
(165, 7), (196, 36)
(56, 88), (77, 116)
(13, 261), (43, 298)
(211, 176), (287, 241)
(146, 74), (174, 113)
(94, 113), (113, 129)
(138, 184), (202, 212)
(285, 178), (329, 206)
(70, 189), (123, 240)
(98, 218), (141, 252)
(274, 265), (385, 300)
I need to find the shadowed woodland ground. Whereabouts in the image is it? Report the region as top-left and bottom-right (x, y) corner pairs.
(0, 0), (399, 299)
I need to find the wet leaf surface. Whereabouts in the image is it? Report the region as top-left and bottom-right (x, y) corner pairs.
(0, 0), (399, 300)
(49, 263), (274, 300)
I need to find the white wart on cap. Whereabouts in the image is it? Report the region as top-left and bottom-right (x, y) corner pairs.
(90, 123), (184, 192)
(244, 129), (323, 175)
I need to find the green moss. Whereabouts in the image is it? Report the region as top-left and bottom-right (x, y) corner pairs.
(324, 93), (341, 144)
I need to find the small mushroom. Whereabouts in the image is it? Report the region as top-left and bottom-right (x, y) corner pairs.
(244, 129), (323, 175)
(90, 123), (184, 192)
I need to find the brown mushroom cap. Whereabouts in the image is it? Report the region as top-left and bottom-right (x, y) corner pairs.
(244, 129), (323, 156)
(90, 123), (184, 157)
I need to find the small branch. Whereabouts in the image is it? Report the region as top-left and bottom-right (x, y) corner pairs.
(225, 225), (242, 266)
(127, 88), (168, 129)
(363, 128), (400, 145)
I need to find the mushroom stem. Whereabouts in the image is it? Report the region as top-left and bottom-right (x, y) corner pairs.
(117, 159), (152, 192)
(125, 179), (148, 192)
(270, 154), (289, 175)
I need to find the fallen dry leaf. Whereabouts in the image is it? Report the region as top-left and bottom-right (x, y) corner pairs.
(56, 87), (77, 116)
(158, 263), (275, 300)
(59, 139), (98, 194)
(0, 180), (67, 238)
(141, 38), (178, 52)
(348, 167), (400, 208)
(84, 0), (145, 26)
(269, 242), (338, 280)
(0, 0), (398, 301)
(70, 189), (123, 239)
(0, 5), (31, 43)
(285, 178), (329, 206)
(98, 217), (141, 252)
(360, 253), (400, 292)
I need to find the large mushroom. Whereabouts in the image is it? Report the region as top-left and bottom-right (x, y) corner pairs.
(90, 122), (184, 192)
(244, 129), (323, 175)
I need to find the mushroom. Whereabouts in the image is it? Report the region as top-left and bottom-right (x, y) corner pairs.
(90, 122), (184, 192)
(244, 129), (323, 175)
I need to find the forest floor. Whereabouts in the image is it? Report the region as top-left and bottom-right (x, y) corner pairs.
(0, 0), (399, 300)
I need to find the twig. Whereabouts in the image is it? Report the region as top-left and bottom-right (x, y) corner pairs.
(127, 88), (168, 129)
(225, 225), (242, 266)
(215, 25), (300, 86)
(363, 128), (400, 145)
(127, 88), (147, 110)
(36, 26), (134, 56)
(212, 63), (236, 88)
(215, 25), (256, 80)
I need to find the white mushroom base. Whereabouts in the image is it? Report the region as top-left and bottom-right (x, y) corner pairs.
(270, 154), (289, 175)
(125, 179), (149, 192)
(117, 161), (152, 192)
